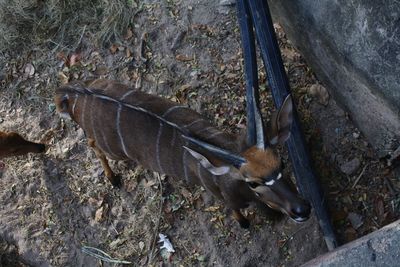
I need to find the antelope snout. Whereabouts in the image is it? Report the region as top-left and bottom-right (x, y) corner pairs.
(289, 200), (311, 222)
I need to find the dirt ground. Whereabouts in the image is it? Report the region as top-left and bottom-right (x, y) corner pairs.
(0, 1), (399, 266)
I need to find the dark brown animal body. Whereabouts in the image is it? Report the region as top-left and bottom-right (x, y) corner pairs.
(0, 131), (45, 159)
(55, 79), (310, 227)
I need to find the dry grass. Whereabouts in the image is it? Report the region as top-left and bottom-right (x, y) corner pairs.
(0, 0), (139, 54)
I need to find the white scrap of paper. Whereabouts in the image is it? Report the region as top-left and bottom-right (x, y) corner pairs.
(158, 233), (175, 253)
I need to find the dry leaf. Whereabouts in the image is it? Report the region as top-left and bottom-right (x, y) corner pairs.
(204, 205), (220, 212)
(88, 197), (100, 207)
(94, 66), (108, 76)
(282, 48), (299, 61)
(94, 206), (105, 222)
(126, 48), (132, 58)
(179, 84), (191, 91)
(110, 44), (118, 54)
(180, 187), (193, 201)
(69, 53), (81, 67)
(344, 227), (358, 242)
(144, 179), (157, 188)
(375, 197), (385, 224)
(175, 54), (193, 62)
(56, 52), (67, 62)
(124, 28), (134, 40)
(58, 72), (69, 84)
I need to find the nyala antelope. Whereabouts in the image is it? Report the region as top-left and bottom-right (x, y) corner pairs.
(54, 79), (310, 227)
(0, 131), (45, 159)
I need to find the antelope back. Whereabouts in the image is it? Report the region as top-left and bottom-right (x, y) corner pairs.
(0, 131), (45, 159)
(54, 80), (238, 184)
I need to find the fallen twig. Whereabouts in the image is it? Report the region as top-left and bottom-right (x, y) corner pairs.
(81, 246), (131, 264)
(280, 225), (307, 248)
(384, 176), (397, 196)
(73, 25), (87, 51)
(170, 30), (187, 50)
(137, 32), (148, 62)
(351, 164), (369, 189)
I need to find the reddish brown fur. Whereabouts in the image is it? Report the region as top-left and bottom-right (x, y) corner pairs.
(240, 147), (280, 179)
(0, 131), (45, 159)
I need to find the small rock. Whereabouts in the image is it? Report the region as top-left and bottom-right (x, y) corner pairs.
(110, 238), (123, 249)
(218, 0), (235, 14)
(334, 108), (346, 117)
(308, 84), (330, 106)
(340, 158), (361, 175)
(219, 0), (235, 6)
(347, 212), (363, 230)
(139, 241), (145, 251)
(48, 103), (56, 113)
(24, 63), (35, 78)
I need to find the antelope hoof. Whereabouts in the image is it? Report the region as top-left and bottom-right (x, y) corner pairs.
(109, 174), (122, 188)
(238, 218), (250, 229)
(232, 210), (250, 229)
(102, 170), (121, 188)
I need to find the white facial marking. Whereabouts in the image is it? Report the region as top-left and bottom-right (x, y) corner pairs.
(277, 173), (282, 180)
(265, 179), (275, 186)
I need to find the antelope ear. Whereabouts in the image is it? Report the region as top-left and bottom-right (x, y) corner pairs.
(183, 146), (230, 176)
(55, 94), (71, 118)
(268, 95), (293, 145)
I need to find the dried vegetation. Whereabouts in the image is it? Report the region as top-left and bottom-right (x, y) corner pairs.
(0, 0), (138, 54)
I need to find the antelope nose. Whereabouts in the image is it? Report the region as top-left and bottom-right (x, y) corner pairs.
(291, 202), (311, 222)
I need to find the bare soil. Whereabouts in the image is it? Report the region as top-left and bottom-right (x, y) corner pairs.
(0, 1), (398, 266)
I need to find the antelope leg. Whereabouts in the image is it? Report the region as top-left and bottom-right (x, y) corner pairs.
(87, 138), (121, 187)
(232, 209), (250, 229)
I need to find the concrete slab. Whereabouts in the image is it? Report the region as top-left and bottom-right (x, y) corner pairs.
(268, 0), (400, 156)
(302, 220), (400, 266)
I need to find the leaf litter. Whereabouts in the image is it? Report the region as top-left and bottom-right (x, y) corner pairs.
(0, 1), (399, 266)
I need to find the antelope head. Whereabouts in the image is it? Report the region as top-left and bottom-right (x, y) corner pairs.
(183, 95), (311, 223)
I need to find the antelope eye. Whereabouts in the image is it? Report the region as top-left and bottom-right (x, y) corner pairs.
(247, 182), (259, 189)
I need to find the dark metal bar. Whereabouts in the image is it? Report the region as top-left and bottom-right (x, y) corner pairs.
(236, 0), (261, 147)
(237, 0), (338, 250)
